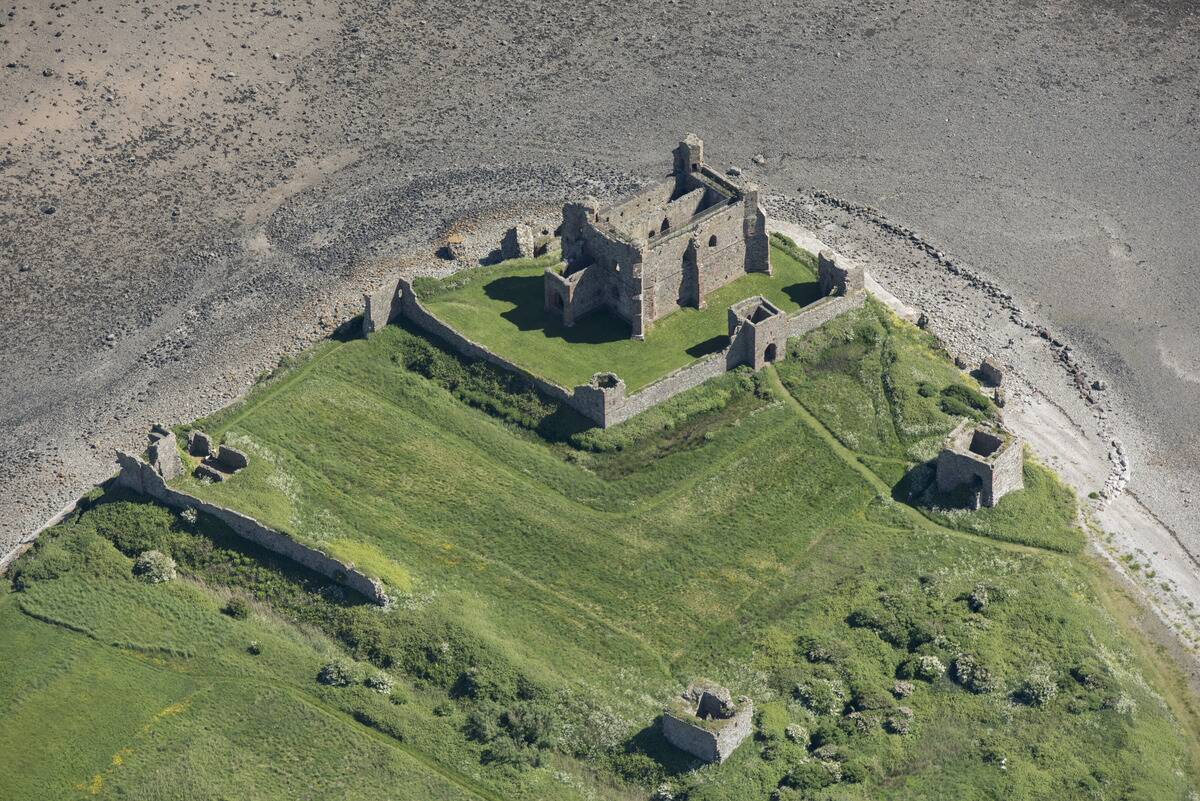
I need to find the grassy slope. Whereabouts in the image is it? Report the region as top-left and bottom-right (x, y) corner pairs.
(419, 236), (819, 391)
(2, 299), (1197, 800)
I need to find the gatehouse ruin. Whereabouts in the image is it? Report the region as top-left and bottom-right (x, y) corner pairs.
(544, 135), (771, 339)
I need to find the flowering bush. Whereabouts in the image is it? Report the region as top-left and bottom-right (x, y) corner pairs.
(365, 672), (394, 694)
(132, 550), (176, 583)
(317, 659), (357, 687)
(952, 653), (1000, 694)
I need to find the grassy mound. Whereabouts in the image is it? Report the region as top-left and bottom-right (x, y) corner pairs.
(2, 294), (1196, 800)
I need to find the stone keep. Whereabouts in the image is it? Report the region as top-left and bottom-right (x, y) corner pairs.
(935, 420), (1024, 508)
(662, 680), (753, 763)
(546, 134), (771, 340)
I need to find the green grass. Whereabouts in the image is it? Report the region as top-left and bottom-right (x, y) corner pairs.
(2, 294), (1197, 800)
(775, 298), (1083, 553)
(418, 235), (819, 391)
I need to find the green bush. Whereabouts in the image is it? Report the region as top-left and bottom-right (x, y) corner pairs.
(365, 672), (394, 694)
(221, 597), (250, 619)
(1018, 670), (1059, 706)
(317, 659), (357, 687)
(794, 678), (846, 716)
(952, 653), (1000, 694)
(132, 550), (177, 583)
(940, 383), (991, 417)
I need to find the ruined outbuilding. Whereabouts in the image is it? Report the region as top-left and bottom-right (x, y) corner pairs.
(545, 135), (771, 339)
(662, 680), (754, 763)
(935, 420), (1024, 509)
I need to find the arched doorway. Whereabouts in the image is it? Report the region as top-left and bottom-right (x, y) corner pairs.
(764, 343), (778, 363)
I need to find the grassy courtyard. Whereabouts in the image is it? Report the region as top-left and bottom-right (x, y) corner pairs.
(416, 233), (821, 391)
(3, 299), (1198, 800)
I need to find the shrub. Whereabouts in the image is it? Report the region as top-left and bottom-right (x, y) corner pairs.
(222, 596), (250, 619)
(365, 672), (394, 694)
(952, 653), (1000, 694)
(1018, 670), (1059, 706)
(941, 383), (991, 413)
(898, 654), (945, 682)
(795, 678), (847, 716)
(783, 761), (836, 792)
(180, 507), (198, 526)
(892, 680), (914, 698)
(967, 584), (989, 612)
(317, 659), (357, 687)
(132, 550), (176, 583)
(850, 684), (892, 712)
(842, 759), (869, 783)
(247, 640), (262, 655)
(884, 706), (914, 735)
(784, 724), (808, 745)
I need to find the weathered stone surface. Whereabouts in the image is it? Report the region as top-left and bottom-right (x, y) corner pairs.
(187, 429), (212, 457)
(500, 223), (535, 260)
(548, 136), (771, 339)
(817, 249), (864, 297)
(115, 451), (388, 604)
(216, 445), (249, 472)
(148, 431), (183, 481)
(392, 269), (863, 429)
(194, 462), (226, 482)
(935, 421), (1023, 508)
(979, 356), (1004, 386)
(446, 233), (466, 260)
(662, 680), (753, 764)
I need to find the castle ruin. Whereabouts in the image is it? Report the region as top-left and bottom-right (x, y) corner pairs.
(935, 420), (1024, 508)
(545, 135), (771, 339)
(662, 680), (754, 763)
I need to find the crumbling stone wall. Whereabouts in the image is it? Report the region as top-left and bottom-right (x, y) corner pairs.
(552, 136), (770, 338)
(391, 265), (865, 429)
(662, 680), (754, 763)
(114, 451), (388, 604)
(785, 292), (867, 339)
(362, 276), (404, 337)
(935, 420), (1024, 508)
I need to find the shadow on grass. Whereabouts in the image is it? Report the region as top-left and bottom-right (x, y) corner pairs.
(783, 281), (823, 308)
(624, 716), (698, 776)
(686, 334), (728, 358)
(892, 460), (982, 511)
(484, 274), (631, 344)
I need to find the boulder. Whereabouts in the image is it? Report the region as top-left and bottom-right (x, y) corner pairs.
(445, 232), (466, 260)
(188, 429), (212, 457)
(194, 463), (226, 482)
(148, 432), (182, 481)
(979, 356), (1003, 386)
(216, 445), (249, 472)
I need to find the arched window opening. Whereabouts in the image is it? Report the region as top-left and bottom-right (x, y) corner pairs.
(708, 234), (718, 247)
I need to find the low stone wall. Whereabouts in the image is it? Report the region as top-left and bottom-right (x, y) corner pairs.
(395, 278), (577, 405)
(662, 702), (754, 763)
(604, 354), (729, 427)
(367, 272), (865, 429)
(786, 291), (866, 339)
(114, 452), (388, 604)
